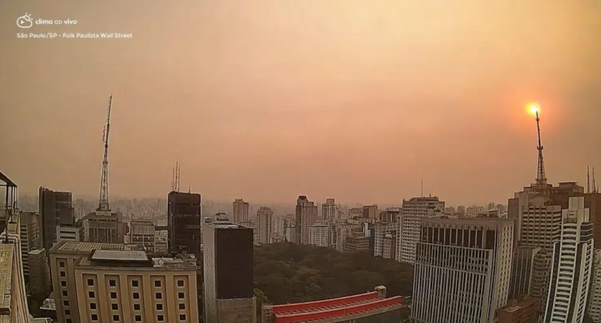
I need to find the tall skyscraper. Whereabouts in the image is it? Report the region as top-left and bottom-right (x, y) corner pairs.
(167, 191), (201, 258)
(321, 198), (338, 222)
(203, 222), (255, 323)
(309, 224), (329, 247)
(397, 196), (445, 263)
(544, 196), (593, 323)
(256, 206), (273, 244)
(233, 199), (250, 224)
(39, 187), (74, 252)
(411, 217), (514, 323)
(295, 196), (317, 245)
(588, 250), (601, 322)
(19, 211), (40, 280)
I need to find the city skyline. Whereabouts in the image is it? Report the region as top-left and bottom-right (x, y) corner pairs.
(2, 0), (601, 206)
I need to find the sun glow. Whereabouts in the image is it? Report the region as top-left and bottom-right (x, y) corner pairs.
(527, 103), (540, 115)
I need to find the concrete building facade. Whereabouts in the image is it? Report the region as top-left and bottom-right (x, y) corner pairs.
(129, 220), (155, 253)
(203, 223), (255, 323)
(73, 249), (199, 323)
(411, 217), (514, 323)
(309, 224), (329, 247)
(56, 225), (83, 243)
(295, 196), (317, 245)
(19, 211), (40, 280)
(39, 187), (74, 253)
(167, 192), (201, 259)
(544, 197), (594, 323)
(256, 207), (273, 244)
(397, 197), (445, 263)
(322, 198), (338, 222)
(233, 199), (250, 224)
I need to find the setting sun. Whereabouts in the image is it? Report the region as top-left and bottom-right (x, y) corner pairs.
(528, 103), (540, 115)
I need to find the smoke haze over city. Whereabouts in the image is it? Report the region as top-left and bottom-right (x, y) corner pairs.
(1, 0), (601, 205)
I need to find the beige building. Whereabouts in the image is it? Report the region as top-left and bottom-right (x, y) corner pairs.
(19, 211), (40, 280)
(129, 220), (155, 253)
(50, 241), (129, 323)
(256, 207), (273, 244)
(82, 211), (127, 243)
(295, 196), (317, 245)
(28, 248), (51, 304)
(233, 199), (250, 224)
(74, 250), (199, 323)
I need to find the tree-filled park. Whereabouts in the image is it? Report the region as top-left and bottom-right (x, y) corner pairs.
(253, 242), (414, 305)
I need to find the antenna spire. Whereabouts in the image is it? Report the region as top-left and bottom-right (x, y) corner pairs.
(97, 94), (113, 212)
(533, 107), (547, 188)
(587, 166), (591, 193)
(593, 167), (598, 194)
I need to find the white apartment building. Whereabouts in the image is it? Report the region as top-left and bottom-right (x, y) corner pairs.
(321, 198), (338, 222)
(588, 250), (601, 322)
(397, 196), (445, 263)
(411, 217), (514, 323)
(233, 199), (250, 224)
(374, 222), (397, 257)
(309, 224), (329, 247)
(257, 207), (273, 244)
(295, 196), (317, 245)
(544, 196), (594, 323)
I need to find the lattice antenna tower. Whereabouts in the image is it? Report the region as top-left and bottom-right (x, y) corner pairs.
(97, 95), (113, 212)
(593, 167), (598, 193)
(587, 166), (591, 193)
(533, 106), (547, 188)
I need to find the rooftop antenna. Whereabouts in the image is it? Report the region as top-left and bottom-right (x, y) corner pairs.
(97, 95), (113, 212)
(175, 162), (181, 191)
(587, 166), (591, 193)
(593, 167), (598, 193)
(530, 104), (547, 189)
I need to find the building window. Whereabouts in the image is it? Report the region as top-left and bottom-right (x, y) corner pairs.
(179, 314), (186, 321)
(61, 281), (67, 287)
(63, 301), (69, 306)
(155, 292), (162, 299)
(179, 303), (185, 310)
(87, 279), (94, 286)
(132, 280), (139, 287)
(113, 315), (120, 322)
(156, 304), (163, 311)
(65, 310), (70, 315)
(112, 304), (118, 310)
(178, 292), (184, 299)
(133, 292), (140, 299)
(67, 320), (72, 323)
(60, 271), (66, 277)
(62, 291), (68, 296)
(110, 292), (117, 299)
(177, 280), (184, 287)
(90, 303), (97, 310)
(88, 291), (95, 298)
(154, 280), (161, 287)
(91, 314), (98, 321)
(59, 261), (66, 268)
(135, 315), (142, 322)
(157, 315), (164, 322)
(109, 279), (116, 287)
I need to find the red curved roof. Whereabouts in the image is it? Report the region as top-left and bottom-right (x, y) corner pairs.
(272, 291), (378, 315)
(274, 296), (403, 323)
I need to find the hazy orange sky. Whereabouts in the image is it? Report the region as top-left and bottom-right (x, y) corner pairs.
(1, 0), (600, 206)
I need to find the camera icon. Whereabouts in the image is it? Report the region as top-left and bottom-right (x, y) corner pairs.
(16, 13), (33, 29)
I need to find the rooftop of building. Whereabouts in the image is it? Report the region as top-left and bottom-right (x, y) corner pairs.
(28, 249), (45, 255)
(206, 222), (251, 230)
(423, 217), (514, 227)
(50, 241), (127, 255)
(76, 249), (196, 271)
(0, 243), (14, 320)
(130, 219), (155, 225)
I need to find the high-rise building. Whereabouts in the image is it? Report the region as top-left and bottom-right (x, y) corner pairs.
(382, 232), (397, 260)
(588, 250), (601, 322)
(309, 224), (329, 247)
(397, 196), (445, 263)
(167, 191), (201, 258)
(362, 205), (378, 219)
(295, 196), (317, 245)
(508, 246), (541, 300)
(322, 198), (338, 222)
(82, 211), (126, 243)
(56, 225), (83, 243)
(273, 215), (294, 241)
(256, 207), (273, 244)
(73, 249), (199, 323)
(19, 211), (41, 280)
(202, 222), (255, 323)
(129, 219), (156, 252)
(28, 248), (51, 304)
(39, 187), (74, 252)
(233, 199), (250, 224)
(544, 196), (593, 323)
(411, 217), (514, 323)
(373, 222), (397, 257)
